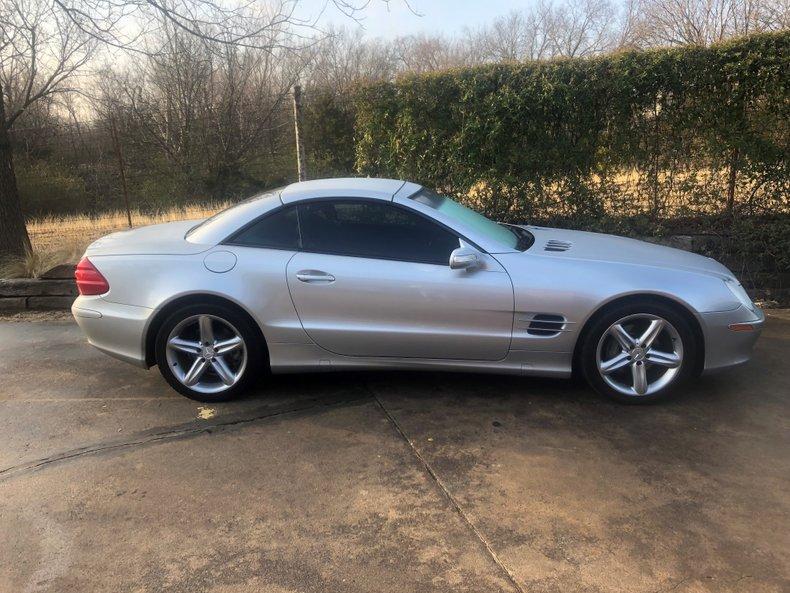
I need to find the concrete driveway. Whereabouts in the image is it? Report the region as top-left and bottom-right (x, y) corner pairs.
(1, 312), (788, 593)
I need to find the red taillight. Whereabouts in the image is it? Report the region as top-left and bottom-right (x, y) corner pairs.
(75, 257), (109, 295)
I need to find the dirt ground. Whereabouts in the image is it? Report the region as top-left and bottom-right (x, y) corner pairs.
(1, 312), (788, 593)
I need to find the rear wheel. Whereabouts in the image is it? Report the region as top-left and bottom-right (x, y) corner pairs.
(580, 302), (698, 404)
(154, 303), (264, 402)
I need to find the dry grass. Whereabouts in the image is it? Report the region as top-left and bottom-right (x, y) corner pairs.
(28, 202), (230, 253)
(2, 202), (229, 279)
(0, 242), (86, 279)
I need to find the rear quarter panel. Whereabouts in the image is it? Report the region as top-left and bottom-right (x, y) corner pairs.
(88, 247), (309, 345)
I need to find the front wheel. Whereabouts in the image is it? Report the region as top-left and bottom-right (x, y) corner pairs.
(154, 304), (264, 402)
(580, 302), (699, 404)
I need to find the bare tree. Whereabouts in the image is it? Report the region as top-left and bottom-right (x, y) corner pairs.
(1, 1), (94, 128)
(202, 34), (303, 194)
(0, 0), (403, 259)
(470, 4), (561, 62)
(393, 33), (476, 74)
(634, 0), (789, 46)
(307, 26), (395, 90)
(613, 0), (645, 49)
(547, 0), (617, 57)
(470, 0), (617, 64)
(0, 0), (95, 256)
(95, 13), (307, 201)
(472, 11), (529, 62)
(118, 24), (215, 182)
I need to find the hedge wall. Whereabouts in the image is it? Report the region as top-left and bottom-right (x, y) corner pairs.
(334, 31), (790, 276)
(353, 31), (787, 216)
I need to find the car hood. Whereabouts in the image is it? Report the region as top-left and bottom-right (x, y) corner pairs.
(85, 219), (210, 256)
(522, 226), (733, 279)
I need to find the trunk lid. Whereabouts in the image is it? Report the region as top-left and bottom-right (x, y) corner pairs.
(85, 220), (211, 256)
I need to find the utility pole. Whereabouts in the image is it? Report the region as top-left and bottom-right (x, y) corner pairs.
(291, 84), (307, 182)
(109, 113), (133, 228)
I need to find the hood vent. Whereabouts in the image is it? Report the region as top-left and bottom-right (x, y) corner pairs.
(544, 239), (572, 252)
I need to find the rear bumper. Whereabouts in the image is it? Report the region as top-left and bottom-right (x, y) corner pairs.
(701, 306), (764, 374)
(72, 296), (153, 367)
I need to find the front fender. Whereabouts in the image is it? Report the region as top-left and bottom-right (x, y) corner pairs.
(495, 253), (740, 354)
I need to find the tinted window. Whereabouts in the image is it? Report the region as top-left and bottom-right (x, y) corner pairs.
(186, 188), (284, 243)
(229, 206), (299, 249)
(299, 201), (459, 264)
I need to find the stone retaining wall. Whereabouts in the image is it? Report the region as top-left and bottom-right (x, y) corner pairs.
(0, 279), (78, 311)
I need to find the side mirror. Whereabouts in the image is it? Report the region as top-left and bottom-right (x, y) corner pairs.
(449, 246), (480, 270)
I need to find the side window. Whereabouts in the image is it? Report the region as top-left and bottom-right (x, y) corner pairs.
(228, 206), (299, 249)
(298, 200), (460, 264)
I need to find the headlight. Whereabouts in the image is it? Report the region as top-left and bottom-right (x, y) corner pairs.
(724, 279), (755, 312)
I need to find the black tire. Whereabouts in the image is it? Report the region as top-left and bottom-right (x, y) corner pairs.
(580, 301), (699, 404)
(154, 303), (265, 402)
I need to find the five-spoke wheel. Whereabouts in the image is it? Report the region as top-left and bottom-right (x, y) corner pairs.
(155, 303), (264, 401)
(596, 314), (683, 397)
(165, 314), (247, 394)
(581, 301), (697, 403)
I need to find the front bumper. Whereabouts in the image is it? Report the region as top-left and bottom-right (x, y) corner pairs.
(72, 296), (153, 367)
(701, 305), (764, 373)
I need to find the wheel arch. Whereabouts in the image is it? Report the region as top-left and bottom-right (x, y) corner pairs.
(143, 293), (269, 368)
(571, 293), (705, 377)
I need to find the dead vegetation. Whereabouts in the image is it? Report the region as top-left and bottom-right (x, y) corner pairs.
(1, 203), (228, 278)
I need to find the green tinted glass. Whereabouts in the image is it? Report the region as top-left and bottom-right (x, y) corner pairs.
(411, 189), (518, 249)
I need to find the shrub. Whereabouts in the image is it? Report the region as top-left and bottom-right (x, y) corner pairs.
(353, 31), (789, 223)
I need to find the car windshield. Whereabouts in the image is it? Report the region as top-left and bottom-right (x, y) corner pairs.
(185, 188), (284, 240)
(410, 189), (532, 251)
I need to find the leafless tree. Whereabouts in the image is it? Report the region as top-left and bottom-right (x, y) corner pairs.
(0, 0), (95, 256)
(634, 0), (789, 46)
(470, 7), (554, 62)
(307, 25), (395, 90)
(1, 0), (95, 129)
(95, 17), (303, 197)
(547, 0), (617, 57)
(393, 33), (477, 74)
(613, 0), (645, 49)
(0, 0), (403, 259)
(108, 27), (212, 181)
(470, 0), (617, 63)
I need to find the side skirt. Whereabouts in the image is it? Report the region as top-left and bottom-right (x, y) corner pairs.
(266, 343), (572, 378)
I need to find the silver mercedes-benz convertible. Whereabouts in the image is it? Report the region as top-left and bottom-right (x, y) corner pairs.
(72, 178), (763, 403)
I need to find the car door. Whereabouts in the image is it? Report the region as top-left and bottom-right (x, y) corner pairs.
(285, 199), (514, 360)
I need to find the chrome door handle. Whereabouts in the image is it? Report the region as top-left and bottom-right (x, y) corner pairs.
(296, 270), (335, 283)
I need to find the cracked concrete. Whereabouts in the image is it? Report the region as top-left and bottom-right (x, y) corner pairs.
(0, 313), (788, 592)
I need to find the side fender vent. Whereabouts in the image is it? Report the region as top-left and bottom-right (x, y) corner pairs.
(527, 314), (566, 336)
(544, 240), (572, 252)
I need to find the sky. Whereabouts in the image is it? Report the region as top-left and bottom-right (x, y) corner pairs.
(295, 0), (535, 39)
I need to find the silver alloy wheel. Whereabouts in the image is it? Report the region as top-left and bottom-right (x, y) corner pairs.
(165, 314), (248, 394)
(596, 313), (683, 397)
